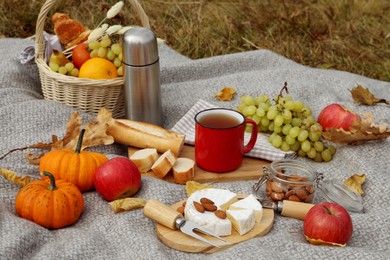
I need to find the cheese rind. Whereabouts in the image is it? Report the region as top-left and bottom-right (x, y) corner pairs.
(226, 209), (255, 236)
(228, 194), (263, 223)
(184, 188), (238, 236)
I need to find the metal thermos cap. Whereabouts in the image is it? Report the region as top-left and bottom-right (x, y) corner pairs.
(122, 27), (159, 66)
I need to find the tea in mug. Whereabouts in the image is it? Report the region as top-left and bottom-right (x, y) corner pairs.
(197, 113), (241, 128)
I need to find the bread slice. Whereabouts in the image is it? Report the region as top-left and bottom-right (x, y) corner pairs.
(172, 158), (195, 184)
(130, 148), (159, 173)
(151, 150), (177, 178)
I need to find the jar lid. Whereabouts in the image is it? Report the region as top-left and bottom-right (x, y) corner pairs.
(318, 179), (363, 212)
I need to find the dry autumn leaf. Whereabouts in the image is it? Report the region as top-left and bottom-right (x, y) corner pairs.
(214, 87), (236, 101)
(185, 181), (214, 197)
(109, 198), (146, 213)
(344, 173), (366, 196)
(65, 109), (114, 150)
(350, 85), (389, 106)
(322, 112), (390, 144)
(0, 168), (30, 187)
(1, 109), (115, 164)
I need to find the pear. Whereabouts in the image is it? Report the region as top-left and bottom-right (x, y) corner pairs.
(49, 50), (70, 66)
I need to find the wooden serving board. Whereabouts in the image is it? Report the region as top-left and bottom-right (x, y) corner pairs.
(155, 196), (274, 253)
(128, 145), (270, 184)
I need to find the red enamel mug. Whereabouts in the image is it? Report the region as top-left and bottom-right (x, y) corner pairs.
(194, 108), (258, 173)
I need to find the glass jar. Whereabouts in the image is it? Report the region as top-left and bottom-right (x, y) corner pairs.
(253, 159), (364, 212)
(255, 160), (319, 203)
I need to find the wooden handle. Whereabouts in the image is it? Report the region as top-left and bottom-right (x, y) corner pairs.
(143, 199), (182, 230)
(280, 200), (315, 221)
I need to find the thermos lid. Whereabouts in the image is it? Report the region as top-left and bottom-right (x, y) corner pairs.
(122, 27), (159, 66)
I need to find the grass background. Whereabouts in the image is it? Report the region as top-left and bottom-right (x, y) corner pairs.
(0, 0), (389, 81)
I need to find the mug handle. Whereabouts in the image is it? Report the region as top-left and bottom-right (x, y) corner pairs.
(243, 118), (258, 154)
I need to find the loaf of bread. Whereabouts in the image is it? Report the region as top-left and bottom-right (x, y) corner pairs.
(172, 158), (195, 184)
(107, 119), (186, 156)
(151, 150), (177, 179)
(51, 12), (89, 48)
(130, 148), (159, 173)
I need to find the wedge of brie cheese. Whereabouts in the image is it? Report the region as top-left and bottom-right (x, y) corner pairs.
(228, 194), (263, 223)
(184, 188), (238, 236)
(226, 209), (255, 236)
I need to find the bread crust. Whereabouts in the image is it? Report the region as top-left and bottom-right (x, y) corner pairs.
(172, 158), (195, 184)
(107, 119), (185, 156)
(51, 12), (89, 47)
(130, 148), (159, 173)
(151, 150), (177, 178)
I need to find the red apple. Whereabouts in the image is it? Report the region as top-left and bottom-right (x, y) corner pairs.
(94, 157), (141, 202)
(72, 42), (91, 69)
(304, 202), (353, 246)
(318, 103), (361, 131)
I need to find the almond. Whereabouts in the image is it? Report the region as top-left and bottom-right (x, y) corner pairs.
(214, 210), (227, 219)
(200, 197), (214, 205)
(177, 206), (185, 215)
(203, 203), (217, 212)
(288, 195), (301, 202)
(193, 201), (205, 213)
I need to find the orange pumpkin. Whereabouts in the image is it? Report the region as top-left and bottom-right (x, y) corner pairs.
(15, 171), (84, 229)
(39, 129), (108, 192)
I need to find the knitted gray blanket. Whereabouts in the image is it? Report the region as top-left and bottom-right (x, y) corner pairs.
(1, 38), (389, 260)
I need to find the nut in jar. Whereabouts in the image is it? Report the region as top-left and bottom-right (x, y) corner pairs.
(254, 160), (323, 204)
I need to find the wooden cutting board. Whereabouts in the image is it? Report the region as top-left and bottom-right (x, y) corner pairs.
(155, 196), (274, 253)
(128, 145), (270, 184)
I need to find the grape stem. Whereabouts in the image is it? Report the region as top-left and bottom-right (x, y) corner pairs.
(279, 82), (289, 98)
(275, 82), (289, 104)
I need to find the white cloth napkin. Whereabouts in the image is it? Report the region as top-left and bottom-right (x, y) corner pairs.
(19, 32), (63, 64)
(171, 99), (296, 162)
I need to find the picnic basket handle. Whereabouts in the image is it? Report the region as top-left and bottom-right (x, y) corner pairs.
(34, 0), (151, 61)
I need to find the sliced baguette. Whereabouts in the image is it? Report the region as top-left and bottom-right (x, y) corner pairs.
(151, 150), (177, 179)
(107, 118), (185, 156)
(172, 158), (195, 184)
(130, 148), (159, 173)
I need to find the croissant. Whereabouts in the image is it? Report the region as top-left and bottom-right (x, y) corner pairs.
(51, 12), (90, 48)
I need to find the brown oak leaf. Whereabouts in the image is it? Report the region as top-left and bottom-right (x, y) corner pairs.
(322, 112), (390, 144)
(214, 87), (236, 101)
(350, 85), (389, 106)
(65, 109), (114, 150)
(1, 109), (115, 164)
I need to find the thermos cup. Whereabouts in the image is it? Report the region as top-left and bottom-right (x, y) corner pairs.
(122, 27), (162, 126)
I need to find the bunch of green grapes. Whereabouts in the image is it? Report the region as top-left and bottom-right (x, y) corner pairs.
(88, 35), (123, 76)
(237, 93), (336, 162)
(49, 61), (79, 77)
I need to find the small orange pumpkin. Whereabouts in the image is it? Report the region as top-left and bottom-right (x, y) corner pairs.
(15, 171), (84, 229)
(39, 129), (108, 192)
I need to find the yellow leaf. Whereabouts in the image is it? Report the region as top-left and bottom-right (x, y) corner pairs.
(0, 168), (30, 187)
(214, 87), (236, 101)
(109, 198), (146, 213)
(344, 173), (366, 196)
(185, 181), (214, 197)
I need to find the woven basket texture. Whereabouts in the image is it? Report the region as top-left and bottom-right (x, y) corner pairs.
(35, 0), (150, 118)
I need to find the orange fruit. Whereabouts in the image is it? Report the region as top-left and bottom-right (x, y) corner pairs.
(78, 57), (118, 79)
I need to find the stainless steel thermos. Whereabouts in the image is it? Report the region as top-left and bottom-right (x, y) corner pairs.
(122, 27), (162, 126)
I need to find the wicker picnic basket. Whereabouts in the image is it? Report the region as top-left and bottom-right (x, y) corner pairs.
(34, 0), (150, 118)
